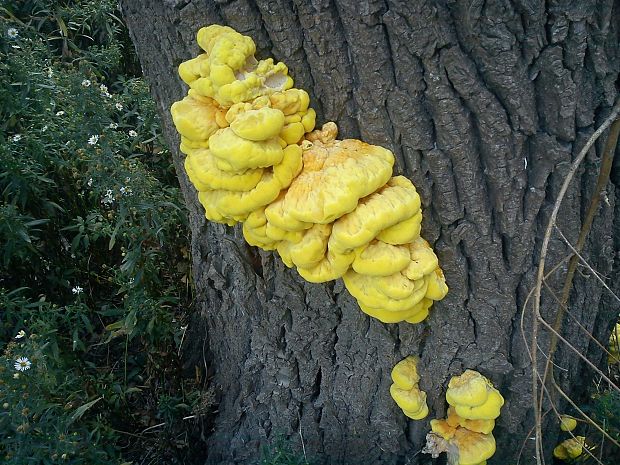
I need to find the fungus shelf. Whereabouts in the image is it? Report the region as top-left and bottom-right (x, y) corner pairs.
(171, 24), (448, 324)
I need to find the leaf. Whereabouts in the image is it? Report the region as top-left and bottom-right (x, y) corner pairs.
(68, 397), (102, 424)
(105, 320), (125, 331)
(24, 218), (49, 227)
(125, 309), (138, 339)
(5, 287), (29, 297)
(17, 229), (32, 244)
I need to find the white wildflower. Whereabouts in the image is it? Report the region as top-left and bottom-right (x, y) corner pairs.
(99, 84), (108, 93)
(7, 28), (18, 39)
(14, 357), (31, 372)
(119, 186), (132, 196)
(72, 286), (83, 295)
(104, 92), (112, 98)
(87, 178), (93, 187)
(15, 330), (26, 339)
(42, 125), (48, 132)
(115, 102), (123, 111)
(109, 122), (118, 129)
(87, 135), (99, 146)
(102, 189), (114, 206)
(47, 68), (53, 78)
(128, 130), (138, 138)
(81, 79), (91, 87)
(56, 110), (65, 116)
(11, 134), (22, 142)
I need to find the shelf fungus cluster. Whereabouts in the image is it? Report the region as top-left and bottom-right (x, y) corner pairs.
(389, 356), (428, 420)
(554, 415), (587, 462)
(423, 370), (504, 465)
(171, 24), (448, 324)
(553, 436), (586, 461)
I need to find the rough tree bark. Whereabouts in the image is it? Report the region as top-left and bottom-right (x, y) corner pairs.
(120, 1), (619, 463)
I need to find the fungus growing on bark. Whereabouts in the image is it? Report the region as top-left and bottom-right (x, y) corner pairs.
(229, 107), (285, 141)
(171, 24), (448, 324)
(342, 237), (447, 323)
(170, 93), (223, 145)
(429, 406), (495, 436)
(445, 370), (504, 421)
(328, 175), (421, 253)
(389, 356), (428, 420)
(273, 137), (395, 225)
(560, 414), (577, 432)
(553, 436), (586, 461)
(184, 148), (264, 191)
(178, 25), (293, 107)
(425, 370), (504, 465)
(424, 423), (496, 465)
(351, 241), (411, 276)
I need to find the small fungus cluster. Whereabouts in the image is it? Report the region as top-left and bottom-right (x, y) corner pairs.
(389, 356), (428, 420)
(559, 414), (577, 432)
(171, 25), (448, 324)
(553, 436), (586, 461)
(553, 415), (587, 462)
(423, 370), (504, 465)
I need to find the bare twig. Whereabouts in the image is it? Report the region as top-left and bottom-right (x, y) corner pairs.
(555, 227), (620, 304)
(298, 410), (308, 464)
(520, 257), (573, 361)
(142, 422), (166, 433)
(537, 311), (620, 394)
(542, 276), (617, 361)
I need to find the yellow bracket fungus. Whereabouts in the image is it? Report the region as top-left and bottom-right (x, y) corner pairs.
(445, 370), (504, 421)
(389, 356), (428, 420)
(559, 414), (577, 432)
(179, 25), (293, 107)
(171, 24), (448, 324)
(553, 436), (586, 461)
(424, 369), (504, 465)
(424, 424), (496, 465)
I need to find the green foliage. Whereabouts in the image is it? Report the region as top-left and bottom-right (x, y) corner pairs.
(259, 436), (312, 465)
(0, 1), (201, 463)
(588, 391), (620, 442)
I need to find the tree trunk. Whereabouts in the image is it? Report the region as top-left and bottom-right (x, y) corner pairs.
(120, 1), (619, 463)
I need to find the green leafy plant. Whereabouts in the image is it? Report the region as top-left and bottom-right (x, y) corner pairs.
(259, 436), (312, 465)
(0, 1), (204, 463)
